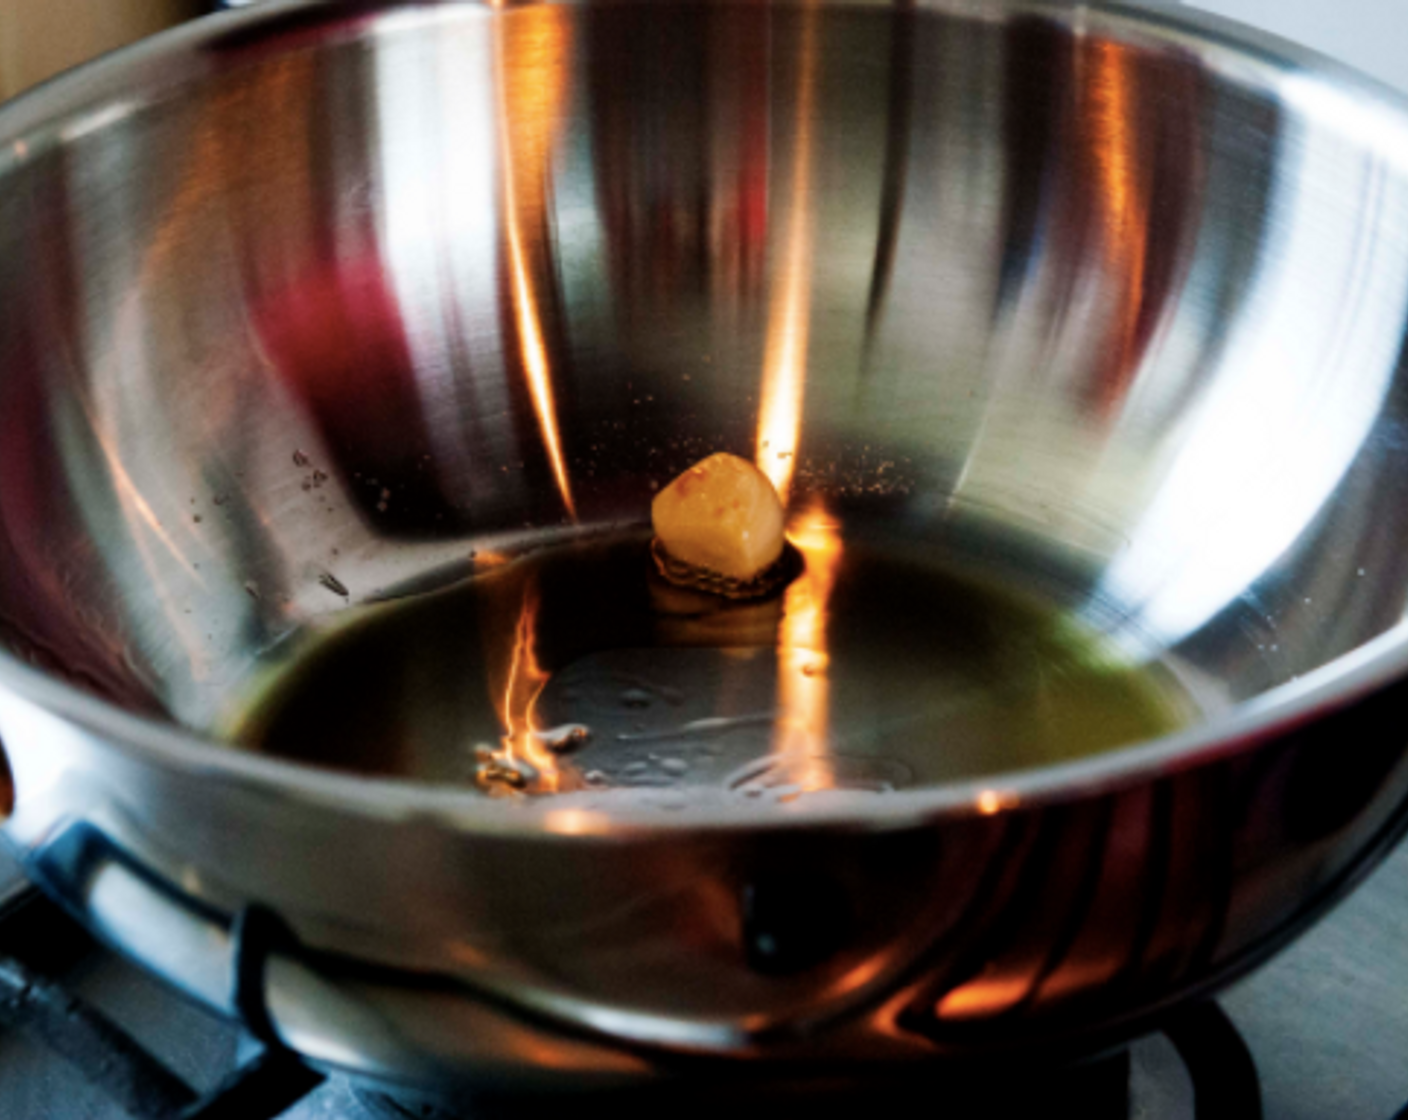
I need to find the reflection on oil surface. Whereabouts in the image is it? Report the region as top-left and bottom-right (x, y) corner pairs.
(231, 529), (1202, 798)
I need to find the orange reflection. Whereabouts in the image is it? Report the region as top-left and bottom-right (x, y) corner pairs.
(495, 5), (577, 518)
(65, 100), (235, 672)
(86, 410), (204, 587)
(935, 974), (1031, 1021)
(976, 789), (1018, 815)
(1084, 42), (1147, 415)
(78, 394), (212, 679)
(755, 6), (819, 506)
(543, 808), (610, 836)
(773, 500), (842, 770)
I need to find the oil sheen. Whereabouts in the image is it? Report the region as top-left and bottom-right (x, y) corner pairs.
(228, 530), (1201, 802)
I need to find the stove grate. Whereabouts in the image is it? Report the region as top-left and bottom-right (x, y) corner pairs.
(0, 879), (1265, 1120)
(0, 885), (322, 1120)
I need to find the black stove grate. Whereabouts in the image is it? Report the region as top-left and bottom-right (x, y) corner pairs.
(1164, 1002), (1263, 1120)
(0, 942), (322, 1120)
(0, 883), (321, 1120)
(0, 877), (1275, 1120)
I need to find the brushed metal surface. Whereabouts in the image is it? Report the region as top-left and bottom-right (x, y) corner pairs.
(3, 0), (1408, 1088)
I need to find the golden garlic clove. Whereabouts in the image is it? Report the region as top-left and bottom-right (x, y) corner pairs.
(651, 452), (786, 583)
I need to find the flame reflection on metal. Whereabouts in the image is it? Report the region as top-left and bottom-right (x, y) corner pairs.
(755, 4), (819, 507)
(773, 500), (842, 773)
(976, 789), (1018, 815)
(1085, 41), (1148, 415)
(495, 3), (577, 519)
(934, 974), (1032, 1021)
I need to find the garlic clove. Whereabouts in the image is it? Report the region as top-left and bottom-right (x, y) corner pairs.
(651, 452), (786, 583)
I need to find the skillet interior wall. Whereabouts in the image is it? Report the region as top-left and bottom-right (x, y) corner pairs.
(1, 2), (1408, 739)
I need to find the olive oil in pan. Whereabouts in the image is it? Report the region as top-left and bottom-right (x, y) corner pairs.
(228, 530), (1202, 801)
